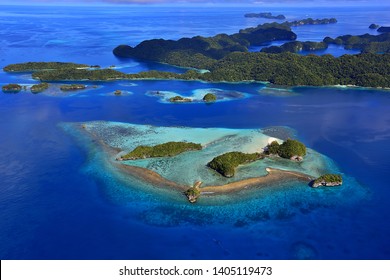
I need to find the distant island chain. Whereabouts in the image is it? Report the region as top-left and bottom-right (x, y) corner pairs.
(2, 17), (390, 90)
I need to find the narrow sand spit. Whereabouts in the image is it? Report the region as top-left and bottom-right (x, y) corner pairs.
(114, 162), (312, 195)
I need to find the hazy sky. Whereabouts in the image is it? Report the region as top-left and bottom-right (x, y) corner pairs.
(1, 0), (385, 6)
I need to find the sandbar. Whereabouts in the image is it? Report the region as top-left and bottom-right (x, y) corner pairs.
(114, 162), (312, 196)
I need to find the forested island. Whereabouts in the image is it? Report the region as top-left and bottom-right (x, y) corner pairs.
(169, 96), (192, 103)
(118, 141), (202, 160)
(3, 52), (390, 88)
(113, 19), (337, 69)
(324, 32), (390, 54)
(3, 62), (91, 72)
(30, 83), (49, 93)
(60, 84), (86, 91)
(261, 41), (328, 53)
(203, 93), (217, 102)
(207, 152), (264, 178)
(244, 12), (286, 20)
(2, 83), (22, 93)
(265, 139), (306, 161)
(378, 26), (390, 33)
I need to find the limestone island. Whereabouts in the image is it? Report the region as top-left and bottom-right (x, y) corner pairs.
(2, 83), (22, 93)
(244, 12), (286, 20)
(369, 23), (380, 29)
(265, 139), (306, 161)
(203, 93), (217, 102)
(311, 174), (343, 188)
(324, 32), (390, 54)
(208, 152), (264, 178)
(117, 141), (202, 160)
(68, 121), (345, 203)
(3, 62), (90, 72)
(31, 83), (49, 94)
(261, 41), (328, 53)
(288, 18), (337, 26)
(169, 96), (192, 103)
(60, 84), (86, 91)
(378, 27), (390, 33)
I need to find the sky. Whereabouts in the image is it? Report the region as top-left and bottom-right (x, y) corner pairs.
(0, 0), (385, 6)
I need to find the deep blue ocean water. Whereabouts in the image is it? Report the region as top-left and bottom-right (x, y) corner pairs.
(0, 5), (390, 259)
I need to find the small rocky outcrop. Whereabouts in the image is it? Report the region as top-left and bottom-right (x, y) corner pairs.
(184, 181), (202, 203)
(312, 174), (342, 188)
(290, 155), (303, 162)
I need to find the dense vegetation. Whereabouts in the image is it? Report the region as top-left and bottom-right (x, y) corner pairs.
(266, 141), (281, 155)
(33, 68), (127, 81)
(113, 20), (337, 68)
(110, 15), (390, 88)
(287, 18), (337, 26)
(324, 32), (390, 54)
(203, 93), (217, 102)
(207, 151), (263, 177)
(261, 41), (328, 53)
(30, 83), (49, 93)
(201, 52), (390, 87)
(120, 142), (202, 160)
(266, 139), (306, 159)
(7, 51), (390, 88)
(312, 174), (343, 187)
(3, 62), (90, 72)
(114, 17), (336, 69)
(2, 83), (22, 93)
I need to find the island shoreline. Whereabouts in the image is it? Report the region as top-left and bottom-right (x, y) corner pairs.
(78, 124), (313, 199)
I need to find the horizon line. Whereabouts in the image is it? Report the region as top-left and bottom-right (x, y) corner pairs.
(1, 2), (390, 7)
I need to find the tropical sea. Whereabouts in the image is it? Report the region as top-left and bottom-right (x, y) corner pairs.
(0, 5), (389, 259)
